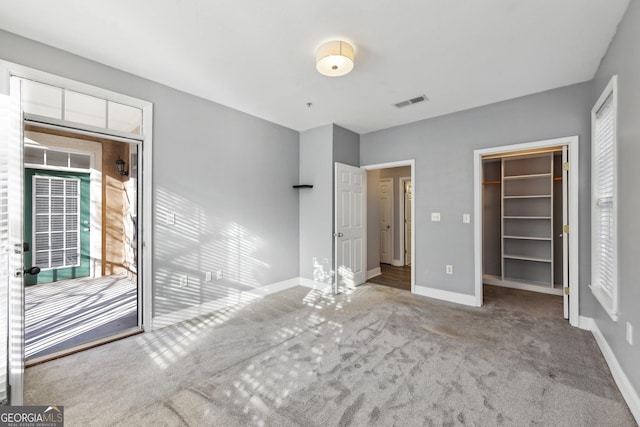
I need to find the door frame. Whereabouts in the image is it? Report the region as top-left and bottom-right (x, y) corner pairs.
(0, 61), (154, 332)
(473, 136), (579, 326)
(378, 178), (393, 265)
(362, 160), (416, 293)
(1, 61), (154, 404)
(399, 176), (411, 266)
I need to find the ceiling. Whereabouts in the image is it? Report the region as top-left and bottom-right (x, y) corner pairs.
(0, 0), (630, 134)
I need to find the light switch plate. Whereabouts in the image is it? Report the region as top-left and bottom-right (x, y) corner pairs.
(431, 212), (441, 222)
(627, 322), (633, 345)
(205, 271), (212, 282)
(463, 213), (470, 224)
(446, 265), (453, 275)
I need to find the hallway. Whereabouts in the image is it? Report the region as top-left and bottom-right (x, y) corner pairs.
(368, 264), (411, 291)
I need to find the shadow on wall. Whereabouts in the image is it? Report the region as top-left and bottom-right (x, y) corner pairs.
(153, 185), (275, 319)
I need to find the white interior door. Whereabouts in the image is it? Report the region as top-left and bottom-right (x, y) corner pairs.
(335, 163), (366, 294)
(1, 85), (25, 405)
(405, 180), (412, 266)
(379, 179), (392, 264)
(562, 146), (569, 319)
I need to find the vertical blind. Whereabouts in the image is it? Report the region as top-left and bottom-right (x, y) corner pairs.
(593, 93), (616, 299)
(0, 96), (10, 404)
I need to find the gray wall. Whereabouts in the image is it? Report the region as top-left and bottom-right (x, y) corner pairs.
(0, 30), (300, 318)
(361, 81), (592, 296)
(299, 125), (333, 280)
(333, 125), (360, 167)
(591, 0), (640, 398)
(299, 123), (359, 281)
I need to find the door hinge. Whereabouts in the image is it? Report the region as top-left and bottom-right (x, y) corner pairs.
(563, 162), (569, 171)
(564, 287), (570, 296)
(563, 224), (569, 234)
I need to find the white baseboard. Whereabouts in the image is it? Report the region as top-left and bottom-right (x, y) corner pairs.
(413, 285), (479, 307)
(579, 316), (640, 424)
(391, 259), (404, 267)
(367, 267), (382, 279)
(152, 277), (303, 329)
(298, 277), (333, 293)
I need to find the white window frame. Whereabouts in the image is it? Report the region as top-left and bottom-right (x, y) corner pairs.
(590, 75), (619, 321)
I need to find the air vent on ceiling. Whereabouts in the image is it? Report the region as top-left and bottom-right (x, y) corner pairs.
(394, 95), (428, 109)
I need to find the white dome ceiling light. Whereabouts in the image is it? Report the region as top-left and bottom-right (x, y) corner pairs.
(316, 40), (355, 77)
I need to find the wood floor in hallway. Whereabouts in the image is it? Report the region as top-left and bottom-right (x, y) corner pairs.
(368, 263), (411, 291)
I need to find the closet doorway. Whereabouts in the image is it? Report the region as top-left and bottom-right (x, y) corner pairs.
(473, 137), (579, 325)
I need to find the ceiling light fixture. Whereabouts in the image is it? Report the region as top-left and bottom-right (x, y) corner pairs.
(316, 40), (355, 77)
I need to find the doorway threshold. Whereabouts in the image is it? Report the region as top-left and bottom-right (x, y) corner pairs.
(26, 327), (143, 368)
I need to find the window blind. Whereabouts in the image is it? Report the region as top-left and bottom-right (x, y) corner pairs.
(33, 176), (81, 270)
(0, 97), (10, 403)
(593, 93), (616, 299)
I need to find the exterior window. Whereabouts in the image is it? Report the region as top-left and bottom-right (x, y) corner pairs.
(591, 75), (618, 321)
(33, 176), (81, 269)
(24, 146), (91, 170)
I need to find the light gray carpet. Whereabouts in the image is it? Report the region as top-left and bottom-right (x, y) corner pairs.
(25, 284), (636, 426)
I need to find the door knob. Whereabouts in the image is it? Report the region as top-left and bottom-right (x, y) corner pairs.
(24, 266), (41, 275)
(333, 232), (344, 237)
(387, 225), (390, 229)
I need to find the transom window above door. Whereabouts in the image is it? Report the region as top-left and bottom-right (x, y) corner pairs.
(24, 146), (91, 170)
(18, 78), (142, 135)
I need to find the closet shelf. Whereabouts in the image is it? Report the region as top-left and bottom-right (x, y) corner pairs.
(503, 216), (552, 220)
(504, 254), (552, 263)
(503, 173), (552, 181)
(504, 235), (552, 241)
(503, 195), (551, 199)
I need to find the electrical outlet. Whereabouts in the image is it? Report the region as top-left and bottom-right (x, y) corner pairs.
(446, 265), (453, 275)
(179, 275), (188, 288)
(463, 213), (470, 224)
(431, 212), (441, 222)
(216, 270), (223, 280)
(205, 271), (212, 282)
(627, 322), (633, 345)
(166, 212), (175, 225)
